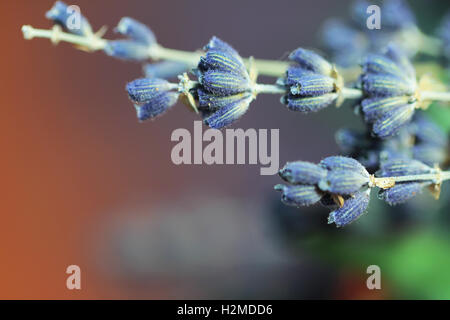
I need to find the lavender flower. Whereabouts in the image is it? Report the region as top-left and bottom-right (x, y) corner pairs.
(105, 17), (156, 61)
(378, 182), (428, 205)
(360, 45), (418, 138)
(376, 158), (433, 177)
(328, 190), (370, 227)
(320, 0), (419, 67)
(115, 17), (156, 45)
(196, 37), (254, 129)
(126, 78), (179, 121)
(276, 156), (372, 227)
(274, 184), (324, 207)
(279, 48), (340, 113)
(279, 161), (327, 185)
(46, 1), (93, 37)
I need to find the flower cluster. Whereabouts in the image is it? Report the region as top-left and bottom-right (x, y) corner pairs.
(278, 48), (341, 113)
(275, 156), (372, 227)
(320, 0), (419, 67)
(336, 112), (448, 172)
(23, 1), (450, 229)
(376, 158), (437, 205)
(125, 37), (259, 128)
(195, 37), (256, 129)
(360, 45), (418, 138)
(276, 155), (447, 227)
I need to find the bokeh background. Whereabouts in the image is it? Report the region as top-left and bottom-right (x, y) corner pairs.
(1, 0), (449, 299)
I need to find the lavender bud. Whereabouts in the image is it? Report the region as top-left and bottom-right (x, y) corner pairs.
(115, 17), (156, 45)
(361, 74), (416, 97)
(328, 190), (370, 227)
(274, 184), (323, 207)
(199, 70), (251, 96)
(104, 40), (150, 61)
(361, 96), (411, 122)
(319, 156), (369, 177)
(320, 19), (366, 68)
(377, 158), (433, 177)
(126, 78), (179, 121)
(289, 73), (335, 96)
(279, 161), (327, 185)
(288, 48), (333, 76)
(46, 1), (93, 37)
(372, 104), (415, 139)
(202, 93), (253, 129)
(134, 92), (179, 121)
(319, 170), (370, 195)
(126, 78), (174, 104)
(378, 182), (428, 205)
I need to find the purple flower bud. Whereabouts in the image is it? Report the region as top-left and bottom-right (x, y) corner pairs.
(372, 103), (415, 138)
(319, 156), (369, 177)
(361, 74), (416, 97)
(200, 70), (251, 96)
(288, 48), (333, 76)
(319, 170), (370, 195)
(126, 78), (179, 121)
(378, 182), (428, 205)
(104, 40), (149, 61)
(115, 17), (156, 45)
(289, 73), (335, 96)
(361, 96), (411, 122)
(279, 161), (327, 185)
(126, 78), (175, 104)
(377, 158), (433, 177)
(202, 93), (253, 129)
(328, 190), (370, 227)
(134, 92), (179, 121)
(283, 93), (338, 113)
(274, 184), (323, 207)
(46, 1), (93, 37)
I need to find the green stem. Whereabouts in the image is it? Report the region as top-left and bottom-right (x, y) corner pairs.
(420, 91), (450, 102)
(389, 172), (450, 183)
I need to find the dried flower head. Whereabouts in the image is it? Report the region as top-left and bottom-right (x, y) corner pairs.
(276, 156), (372, 227)
(126, 78), (179, 121)
(196, 37), (255, 129)
(279, 48), (340, 113)
(360, 45), (419, 138)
